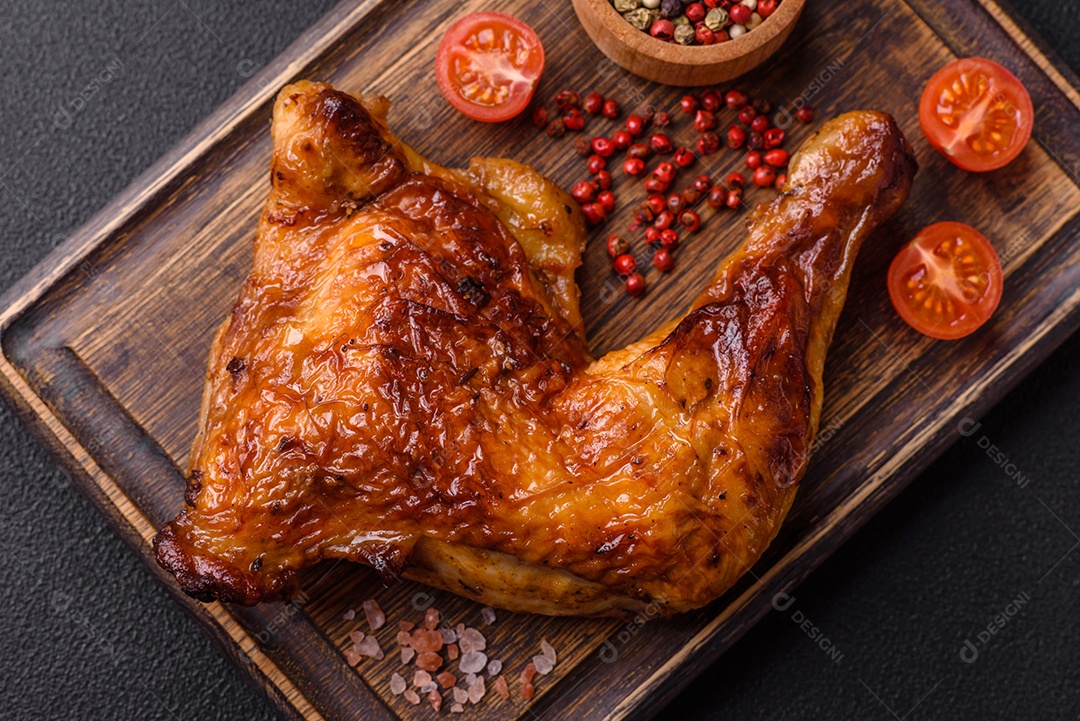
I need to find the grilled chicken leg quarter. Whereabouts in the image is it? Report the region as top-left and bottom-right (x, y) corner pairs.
(154, 81), (917, 616)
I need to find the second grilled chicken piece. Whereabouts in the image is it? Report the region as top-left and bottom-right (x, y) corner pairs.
(155, 81), (917, 616)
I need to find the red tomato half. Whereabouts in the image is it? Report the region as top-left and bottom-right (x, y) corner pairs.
(435, 12), (545, 123)
(919, 58), (1033, 172)
(887, 222), (1003, 340)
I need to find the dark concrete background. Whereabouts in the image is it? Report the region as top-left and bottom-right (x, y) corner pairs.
(0, 2), (1076, 719)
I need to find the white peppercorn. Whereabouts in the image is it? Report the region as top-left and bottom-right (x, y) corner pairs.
(704, 7), (727, 31)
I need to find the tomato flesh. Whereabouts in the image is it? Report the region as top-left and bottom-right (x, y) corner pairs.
(887, 222), (1003, 340)
(919, 58), (1033, 172)
(436, 12), (544, 123)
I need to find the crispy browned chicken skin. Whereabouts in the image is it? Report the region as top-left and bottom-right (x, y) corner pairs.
(154, 81), (916, 615)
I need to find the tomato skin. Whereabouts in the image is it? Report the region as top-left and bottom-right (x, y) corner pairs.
(887, 222), (1003, 341)
(435, 12), (545, 123)
(919, 58), (1033, 172)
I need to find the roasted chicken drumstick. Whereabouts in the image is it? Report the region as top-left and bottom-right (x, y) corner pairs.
(155, 81), (916, 616)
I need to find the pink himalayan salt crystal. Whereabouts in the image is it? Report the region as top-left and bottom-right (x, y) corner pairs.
(458, 628), (486, 655)
(453, 687), (468, 704)
(362, 599), (385, 631)
(447, 644), (459, 660)
(348, 630), (365, 645)
(413, 670), (432, 688)
(342, 608), (355, 621)
(415, 651), (443, 672)
(355, 635), (383, 660)
(467, 675), (486, 704)
(403, 689), (420, 705)
(424, 607), (440, 630)
(389, 673), (406, 695)
(481, 606), (496, 626)
(399, 620), (415, 632)
(486, 659), (503, 676)
(532, 654), (553, 676)
(428, 688), (442, 712)
(410, 629), (443, 654)
(400, 647), (415, 664)
(450, 702), (464, 714)
(458, 651), (487, 675)
(436, 671), (457, 688)
(345, 650), (361, 667)
(494, 674), (510, 700)
(540, 638), (557, 664)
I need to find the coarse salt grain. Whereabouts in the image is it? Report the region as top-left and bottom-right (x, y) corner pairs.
(349, 630), (365, 644)
(424, 607), (440, 630)
(399, 620), (415, 632)
(440, 627), (457, 644)
(355, 635), (384, 660)
(458, 628), (487, 655)
(540, 639), (557, 665)
(450, 702), (464, 714)
(362, 599), (385, 631)
(447, 644), (459, 661)
(403, 689), (420, 705)
(436, 671), (457, 688)
(342, 609), (355, 621)
(453, 687), (469, 705)
(494, 674), (510, 700)
(428, 688), (442, 712)
(416, 651), (443, 672)
(345, 650), (361, 667)
(401, 647), (415, 664)
(459, 651), (487, 675)
(467, 676), (486, 704)
(486, 659), (503, 676)
(422, 682), (437, 693)
(413, 670), (432, 688)
(390, 673), (406, 695)
(481, 606), (496, 626)
(532, 654), (554, 676)
(410, 629), (444, 654)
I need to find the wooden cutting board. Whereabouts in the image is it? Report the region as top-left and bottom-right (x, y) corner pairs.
(2, 1), (1079, 719)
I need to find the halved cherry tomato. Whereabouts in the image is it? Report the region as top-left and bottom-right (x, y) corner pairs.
(919, 58), (1033, 172)
(435, 12), (544, 123)
(887, 222), (1003, 340)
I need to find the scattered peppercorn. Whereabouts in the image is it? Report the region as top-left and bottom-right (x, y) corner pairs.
(624, 157), (646, 176)
(546, 118), (566, 138)
(673, 146), (695, 167)
(753, 165), (777, 187)
(584, 92), (604, 115)
(613, 253), (637, 276)
(587, 154), (607, 174)
(653, 247), (675, 272)
(602, 99), (621, 119)
(796, 105), (815, 124)
(555, 90), (580, 110)
(532, 107), (549, 128)
(625, 272), (646, 296)
(606, 233), (629, 259)
(564, 108), (586, 132)
(597, 189), (616, 212)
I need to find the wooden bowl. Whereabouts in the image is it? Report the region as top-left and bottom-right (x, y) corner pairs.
(571, 0), (805, 86)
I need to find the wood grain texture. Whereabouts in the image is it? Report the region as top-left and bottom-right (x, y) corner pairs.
(2, 1), (1079, 720)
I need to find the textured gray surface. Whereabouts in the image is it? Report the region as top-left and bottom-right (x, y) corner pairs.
(0, 1), (1076, 720)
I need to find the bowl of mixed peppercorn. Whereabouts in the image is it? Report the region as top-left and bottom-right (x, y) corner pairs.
(572, 0), (805, 86)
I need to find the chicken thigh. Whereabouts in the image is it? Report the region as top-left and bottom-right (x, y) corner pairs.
(154, 81), (916, 616)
